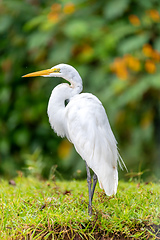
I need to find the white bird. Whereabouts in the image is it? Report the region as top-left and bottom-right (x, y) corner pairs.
(23, 63), (126, 215)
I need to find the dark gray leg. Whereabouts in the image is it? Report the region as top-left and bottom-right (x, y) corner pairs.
(85, 162), (92, 216)
(85, 162), (97, 216)
(91, 173), (97, 202)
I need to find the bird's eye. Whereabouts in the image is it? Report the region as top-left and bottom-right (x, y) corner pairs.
(54, 68), (61, 73)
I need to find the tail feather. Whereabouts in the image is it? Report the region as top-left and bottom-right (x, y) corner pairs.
(99, 168), (118, 196)
(88, 137), (119, 196)
(118, 153), (128, 171)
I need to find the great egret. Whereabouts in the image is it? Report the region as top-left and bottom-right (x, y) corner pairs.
(23, 64), (125, 215)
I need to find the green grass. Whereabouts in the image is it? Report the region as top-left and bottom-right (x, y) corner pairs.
(0, 176), (159, 239)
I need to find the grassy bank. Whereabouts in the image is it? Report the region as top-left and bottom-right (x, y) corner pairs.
(0, 176), (159, 239)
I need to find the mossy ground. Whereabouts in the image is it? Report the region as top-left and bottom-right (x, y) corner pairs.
(0, 176), (159, 239)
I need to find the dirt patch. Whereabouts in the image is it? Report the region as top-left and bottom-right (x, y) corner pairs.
(16, 222), (160, 240)
(145, 223), (160, 238)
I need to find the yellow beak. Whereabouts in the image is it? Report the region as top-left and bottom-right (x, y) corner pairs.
(22, 68), (60, 78)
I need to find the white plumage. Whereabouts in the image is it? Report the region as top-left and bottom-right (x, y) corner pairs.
(65, 93), (118, 195)
(23, 63), (125, 214)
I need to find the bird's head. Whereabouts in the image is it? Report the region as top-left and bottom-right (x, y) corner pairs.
(22, 63), (82, 86)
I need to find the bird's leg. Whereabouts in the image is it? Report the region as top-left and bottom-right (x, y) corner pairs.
(91, 173), (97, 202)
(85, 162), (92, 216)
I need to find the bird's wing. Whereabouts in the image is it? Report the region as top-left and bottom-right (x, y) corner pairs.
(65, 93), (119, 196)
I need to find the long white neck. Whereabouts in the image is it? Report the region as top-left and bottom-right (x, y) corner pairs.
(47, 82), (82, 138)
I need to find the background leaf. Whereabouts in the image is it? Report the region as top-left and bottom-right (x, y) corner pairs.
(104, 0), (129, 20)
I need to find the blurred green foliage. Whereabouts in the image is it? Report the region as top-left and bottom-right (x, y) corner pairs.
(0, 0), (160, 180)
